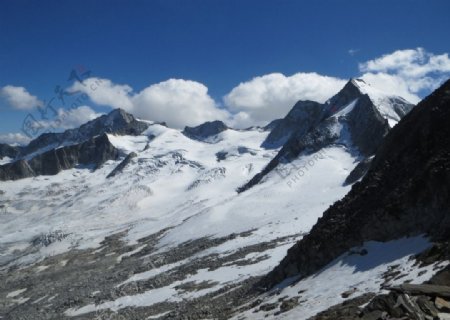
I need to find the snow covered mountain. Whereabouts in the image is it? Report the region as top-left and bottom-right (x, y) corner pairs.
(2, 79), (447, 320)
(240, 79), (413, 192)
(251, 78), (450, 320)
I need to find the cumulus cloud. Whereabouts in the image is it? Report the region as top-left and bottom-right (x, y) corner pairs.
(224, 72), (346, 127)
(359, 48), (450, 77)
(359, 48), (450, 103)
(0, 132), (31, 146)
(47, 106), (103, 130)
(69, 78), (133, 110)
(56, 48), (449, 129)
(131, 79), (229, 128)
(360, 73), (422, 103)
(0, 85), (42, 110)
(68, 78), (229, 128)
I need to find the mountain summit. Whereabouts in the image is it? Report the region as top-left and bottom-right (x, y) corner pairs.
(239, 79), (414, 192)
(263, 78), (450, 288)
(21, 108), (149, 157)
(0, 109), (150, 180)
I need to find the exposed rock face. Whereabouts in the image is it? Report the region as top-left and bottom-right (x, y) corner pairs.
(263, 119), (283, 131)
(107, 152), (137, 178)
(183, 121), (228, 141)
(0, 143), (21, 160)
(0, 134), (119, 180)
(261, 79), (450, 288)
(238, 79), (413, 193)
(262, 101), (325, 148)
(344, 157), (373, 185)
(237, 117), (339, 193)
(0, 159), (35, 180)
(325, 79), (364, 115)
(20, 108), (149, 157)
(346, 94), (390, 155)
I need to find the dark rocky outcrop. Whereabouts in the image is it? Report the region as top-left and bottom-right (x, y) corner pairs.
(20, 108), (149, 157)
(263, 119), (283, 131)
(183, 121), (228, 141)
(238, 117), (340, 193)
(107, 152), (137, 178)
(324, 79), (365, 115)
(0, 134), (119, 180)
(344, 157), (373, 186)
(346, 94), (390, 155)
(0, 143), (21, 160)
(262, 101), (325, 148)
(0, 159), (35, 180)
(261, 78), (450, 288)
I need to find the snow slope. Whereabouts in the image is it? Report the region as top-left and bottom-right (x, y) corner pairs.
(351, 78), (412, 127)
(233, 236), (448, 320)
(0, 93), (425, 319)
(0, 122), (362, 315)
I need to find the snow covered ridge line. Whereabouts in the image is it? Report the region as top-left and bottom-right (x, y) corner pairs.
(275, 148), (328, 188)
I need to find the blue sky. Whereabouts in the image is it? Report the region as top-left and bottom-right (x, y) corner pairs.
(1, 0), (450, 143)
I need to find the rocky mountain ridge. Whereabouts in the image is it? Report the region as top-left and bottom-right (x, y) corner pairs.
(0, 109), (150, 181)
(261, 78), (450, 289)
(238, 79), (414, 192)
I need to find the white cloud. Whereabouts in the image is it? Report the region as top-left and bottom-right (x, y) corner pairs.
(0, 132), (31, 146)
(224, 72), (346, 127)
(131, 79), (229, 128)
(38, 106), (103, 130)
(0, 85), (42, 110)
(69, 78), (133, 110)
(359, 48), (450, 77)
(57, 48), (448, 129)
(359, 48), (450, 103)
(0, 107), (101, 146)
(55, 106), (103, 129)
(360, 73), (422, 103)
(68, 78), (229, 129)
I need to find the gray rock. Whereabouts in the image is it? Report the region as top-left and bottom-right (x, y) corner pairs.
(0, 159), (35, 180)
(344, 157), (373, 185)
(0, 133), (119, 181)
(182, 121), (228, 141)
(107, 152), (137, 178)
(263, 119), (283, 131)
(279, 297), (299, 313)
(436, 297), (450, 311)
(0, 143), (21, 160)
(389, 284), (450, 299)
(262, 100), (325, 149)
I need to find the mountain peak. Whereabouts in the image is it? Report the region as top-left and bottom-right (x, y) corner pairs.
(261, 78), (450, 289)
(183, 120), (228, 141)
(350, 77), (368, 88)
(20, 109), (149, 158)
(105, 108), (135, 124)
